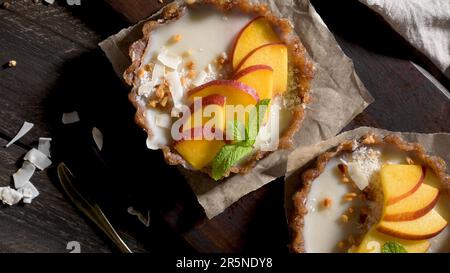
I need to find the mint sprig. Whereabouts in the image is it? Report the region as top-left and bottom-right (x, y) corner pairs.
(211, 99), (271, 181)
(381, 241), (408, 253)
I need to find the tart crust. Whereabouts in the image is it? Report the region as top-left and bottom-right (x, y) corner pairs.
(124, 0), (314, 178)
(288, 133), (450, 253)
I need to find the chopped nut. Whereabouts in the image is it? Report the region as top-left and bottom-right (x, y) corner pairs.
(347, 207), (354, 214)
(155, 84), (165, 99)
(180, 76), (187, 86)
(148, 100), (158, 108)
(340, 214), (349, 223)
(171, 34), (182, 43)
(182, 50), (193, 58)
(8, 60), (17, 67)
(337, 241), (346, 249)
(185, 61), (195, 70)
(362, 134), (376, 144)
(187, 69), (196, 79)
(341, 176), (350, 183)
(184, 0), (196, 4)
(343, 192), (357, 202)
(157, 0), (164, 4)
(322, 198), (332, 208)
(144, 63), (154, 72)
(160, 96), (168, 107)
(137, 68), (146, 79)
(406, 157), (414, 165)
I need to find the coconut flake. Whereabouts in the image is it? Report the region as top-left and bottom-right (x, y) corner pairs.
(152, 63), (165, 83)
(18, 182), (39, 204)
(345, 147), (382, 190)
(127, 206), (150, 227)
(5, 121), (34, 148)
(192, 70), (208, 87)
(166, 71), (184, 108)
(24, 148), (52, 170)
(157, 50), (182, 70)
(38, 137), (52, 158)
(62, 111), (80, 124)
(0, 187), (23, 206)
(13, 161), (36, 189)
(92, 127), (103, 151)
(155, 114), (172, 128)
(137, 82), (154, 96)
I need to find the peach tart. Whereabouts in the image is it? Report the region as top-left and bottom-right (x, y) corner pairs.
(123, 0), (313, 180)
(289, 134), (450, 253)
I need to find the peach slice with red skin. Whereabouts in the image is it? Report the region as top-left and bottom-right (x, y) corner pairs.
(233, 65), (274, 101)
(235, 43), (288, 95)
(187, 80), (259, 107)
(377, 209), (448, 240)
(182, 94), (226, 133)
(383, 183), (440, 222)
(231, 16), (281, 69)
(381, 165), (426, 205)
(356, 227), (430, 253)
(174, 127), (225, 170)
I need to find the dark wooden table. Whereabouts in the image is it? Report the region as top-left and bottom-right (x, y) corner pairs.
(0, 0), (448, 253)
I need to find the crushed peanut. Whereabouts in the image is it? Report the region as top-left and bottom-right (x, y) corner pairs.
(157, 0), (164, 4)
(137, 68), (146, 79)
(343, 192), (358, 202)
(144, 63), (154, 72)
(187, 69), (196, 79)
(185, 0), (196, 4)
(8, 60), (17, 67)
(322, 198), (332, 209)
(347, 207), (354, 214)
(340, 214), (349, 223)
(341, 176), (350, 183)
(160, 96), (168, 107)
(362, 134), (376, 144)
(148, 100), (158, 108)
(185, 61), (195, 70)
(337, 241), (346, 249)
(182, 50), (193, 58)
(171, 34), (182, 43)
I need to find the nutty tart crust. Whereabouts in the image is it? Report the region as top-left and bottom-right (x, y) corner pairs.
(289, 134), (450, 253)
(123, 0), (313, 179)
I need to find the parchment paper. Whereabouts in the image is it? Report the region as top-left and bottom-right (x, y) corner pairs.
(284, 126), (450, 221)
(99, 0), (374, 219)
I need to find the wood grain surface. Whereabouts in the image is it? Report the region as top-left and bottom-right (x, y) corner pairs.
(0, 0), (448, 253)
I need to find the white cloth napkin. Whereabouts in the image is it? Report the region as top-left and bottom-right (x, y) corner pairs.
(359, 0), (450, 79)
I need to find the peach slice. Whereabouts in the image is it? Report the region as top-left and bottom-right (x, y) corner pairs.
(182, 94), (226, 133)
(356, 227), (430, 253)
(235, 43), (288, 95)
(233, 65), (274, 100)
(231, 16), (281, 69)
(377, 209), (448, 240)
(383, 184), (440, 221)
(381, 165), (425, 205)
(174, 128), (225, 170)
(187, 80), (259, 107)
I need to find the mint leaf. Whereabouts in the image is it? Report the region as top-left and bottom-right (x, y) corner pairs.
(211, 144), (253, 181)
(246, 99), (271, 145)
(381, 242), (408, 253)
(211, 99), (271, 180)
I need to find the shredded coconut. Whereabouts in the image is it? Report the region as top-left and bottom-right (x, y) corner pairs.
(345, 147), (381, 190)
